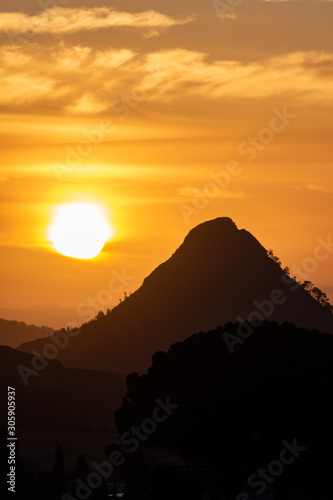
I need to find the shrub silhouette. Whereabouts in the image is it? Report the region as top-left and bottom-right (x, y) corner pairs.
(113, 321), (333, 499)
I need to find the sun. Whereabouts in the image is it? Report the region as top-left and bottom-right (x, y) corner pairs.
(49, 203), (112, 259)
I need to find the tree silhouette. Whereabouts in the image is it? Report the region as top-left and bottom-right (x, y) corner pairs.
(301, 281), (333, 311)
(113, 321), (333, 499)
(267, 248), (282, 266)
(71, 454), (89, 497)
(268, 249), (333, 314)
(96, 310), (105, 320)
(52, 442), (66, 498)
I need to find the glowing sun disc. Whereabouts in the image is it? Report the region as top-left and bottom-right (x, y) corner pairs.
(49, 203), (112, 259)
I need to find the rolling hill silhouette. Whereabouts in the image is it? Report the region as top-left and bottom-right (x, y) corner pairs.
(0, 346), (125, 473)
(0, 318), (53, 347)
(18, 217), (333, 373)
(0, 304), (80, 330)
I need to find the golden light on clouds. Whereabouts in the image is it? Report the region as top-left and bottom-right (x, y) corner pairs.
(0, 1), (332, 311)
(0, 43), (332, 113)
(0, 7), (193, 37)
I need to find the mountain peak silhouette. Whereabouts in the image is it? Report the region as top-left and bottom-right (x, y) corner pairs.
(178, 217), (248, 256)
(185, 216), (238, 240)
(19, 217), (333, 373)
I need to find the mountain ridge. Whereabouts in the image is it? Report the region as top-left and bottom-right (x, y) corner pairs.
(0, 318), (54, 348)
(18, 217), (333, 373)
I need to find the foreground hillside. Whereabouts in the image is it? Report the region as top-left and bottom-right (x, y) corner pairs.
(0, 346), (125, 474)
(111, 321), (333, 499)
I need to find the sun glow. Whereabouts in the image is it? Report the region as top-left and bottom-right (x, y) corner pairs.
(49, 203), (112, 259)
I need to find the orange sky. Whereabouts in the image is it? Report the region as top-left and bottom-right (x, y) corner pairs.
(0, 0), (333, 326)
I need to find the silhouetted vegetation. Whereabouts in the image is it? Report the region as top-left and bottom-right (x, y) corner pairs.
(2, 220), (333, 499)
(301, 280), (333, 311)
(53, 442), (66, 498)
(0, 438), (111, 499)
(267, 249), (333, 313)
(70, 453), (108, 499)
(112, 321), (333, 499)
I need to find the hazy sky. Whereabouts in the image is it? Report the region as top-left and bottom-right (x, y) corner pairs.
(0, 0), (332, 319)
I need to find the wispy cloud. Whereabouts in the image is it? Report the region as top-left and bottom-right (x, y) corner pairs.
(289, 184), (333, 193)
(0, 44), (332, 113)
(143, 49), (333, 101)
(179, 186), (247, 198)
(306, 184), (326, 192)
(0, 43), (136, 109)
(0, 7), (193, 36)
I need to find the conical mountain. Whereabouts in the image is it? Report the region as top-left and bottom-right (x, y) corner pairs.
(18, 217), (333, 373)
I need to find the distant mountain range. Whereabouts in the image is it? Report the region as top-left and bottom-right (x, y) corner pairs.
(0, 304), (82, 330)
(0, 318), (53, 348)
(18, 217), (333, 373)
